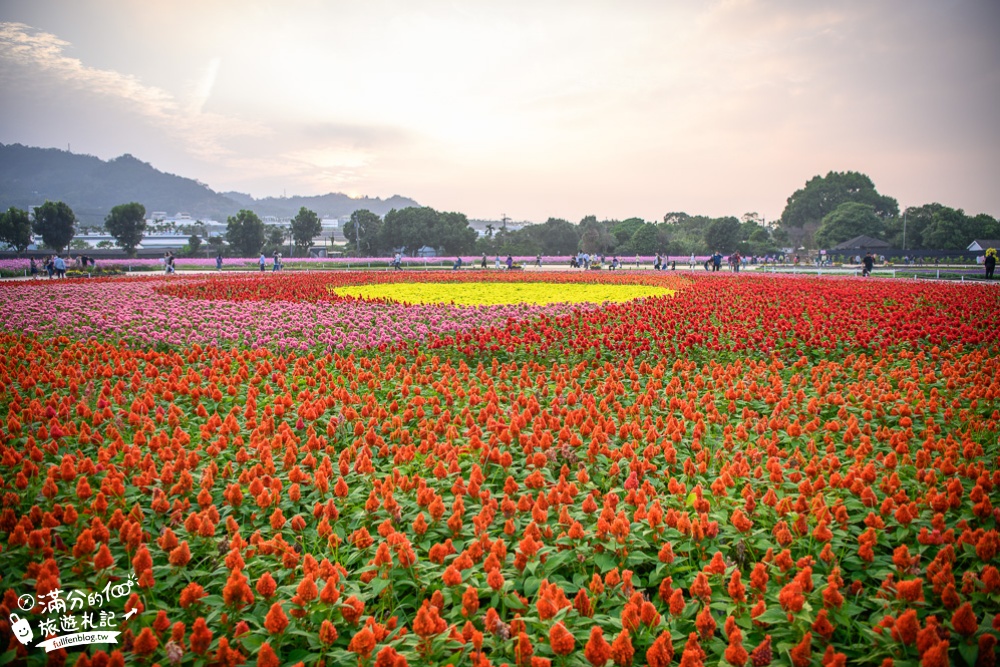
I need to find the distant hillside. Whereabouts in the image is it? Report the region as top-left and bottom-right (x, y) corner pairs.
(0, 144), (418, 226)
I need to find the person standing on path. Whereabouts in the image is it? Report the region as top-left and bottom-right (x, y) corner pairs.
(30, 257), (38, 279)
(53, 255), (66, 279)
(259, 253), (266, 272)
(862, 253), (874, 277)
(216, 253), (223, 271)
(985, 248), (996, 279)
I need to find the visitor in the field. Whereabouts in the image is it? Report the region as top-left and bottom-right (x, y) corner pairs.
(481, 254), (487, 269)
(453, 256), (463, 270)
(506, 255), (514, 270)
(984, 249), (996, 279)
(53, 255), (66, 278)
(30, 257), (38, 279)
(862, 253), (874, 277)
(259, 253), (266, 272)
(273, 252), (281, 272)
(216, 253), (223, 271)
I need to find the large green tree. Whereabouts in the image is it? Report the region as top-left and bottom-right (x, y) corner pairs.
(630, 223), (663, 255)
(377, 207), (477, 256)
(532, 218), (580, 255)
(104, 202), (147, 257)
(33, 201), (76, 252)
(290, 207), (322, 255)
(578, 216), (615, 254)
(435, 212), (477, 255)
(610, 218), (646, 247)
(0, 207), (33, 253)
(225, 209), (266, 256)
(703, 217), (741, 253)
(343, 209), (383, 256)
(780, 172), (897, 248)
(919, 206), (969, 250)
(814, 202), (883, 249)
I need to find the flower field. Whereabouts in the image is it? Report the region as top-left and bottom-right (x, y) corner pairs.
(0, 271), (998, 667)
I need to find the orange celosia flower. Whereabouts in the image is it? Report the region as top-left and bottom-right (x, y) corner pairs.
(257, 643), (279, 667)
(778, 581), (805, 614)
(190, 617), (212, 655)
(462, 586), (480, 617)
(789, 632), (812, 667)
(264, 602), (289, 635)
(256, 572), (277, 598)
(610, 630), (634, 667)
(695, 605), (717, 640)
(348, 626), (376, 659)
(414, 600), (446, 638)
(549, 621), (575, 656)
(319, 620), (338, 645)
(646, 632), (674, 667)
(585, 627), (611, 667)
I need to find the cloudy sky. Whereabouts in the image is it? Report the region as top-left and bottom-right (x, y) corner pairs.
(1, 0), (998, 223)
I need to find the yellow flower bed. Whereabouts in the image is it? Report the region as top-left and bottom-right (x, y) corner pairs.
(332, 282), (674, 306)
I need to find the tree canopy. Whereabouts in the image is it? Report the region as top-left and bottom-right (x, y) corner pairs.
(225, 209), (266, 256)
(343, 209), (383, 256)
(814, 202), (883, 249)
(780, 171), (898, 233)
(33, 201), (76, 252)
(290, 207), (322, 254)
(377, 207), (477, 256)
(0, 206), (32, 253)
(104, 202), (147, 257)
(703, 217), (742, 253)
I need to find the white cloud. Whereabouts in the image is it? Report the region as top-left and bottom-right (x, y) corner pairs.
(0, 22), (267, 162)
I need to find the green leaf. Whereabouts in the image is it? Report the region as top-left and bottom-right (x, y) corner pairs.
(754, 607), (789, 625)
(958, 641), (978, 666)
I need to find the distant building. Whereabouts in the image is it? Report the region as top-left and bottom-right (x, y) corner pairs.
(968, 239), (1000, 252)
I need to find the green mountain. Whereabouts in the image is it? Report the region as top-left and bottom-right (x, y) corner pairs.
(0, 144), (418, 226)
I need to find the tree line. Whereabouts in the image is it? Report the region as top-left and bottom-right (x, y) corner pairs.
(4, 171), (996, 257)
(779, 171), (999, 251)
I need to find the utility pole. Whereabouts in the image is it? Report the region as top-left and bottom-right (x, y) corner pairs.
(902, 207), (907, 252)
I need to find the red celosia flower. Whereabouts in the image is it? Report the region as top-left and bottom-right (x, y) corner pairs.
(951, 602), (978, 637)
(920, 640), (950, 667)
(749, 635), (772, 666)
(893, 609), (919, 645)
(789, 632), (812, 667)
(133, 627), (158, 656)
